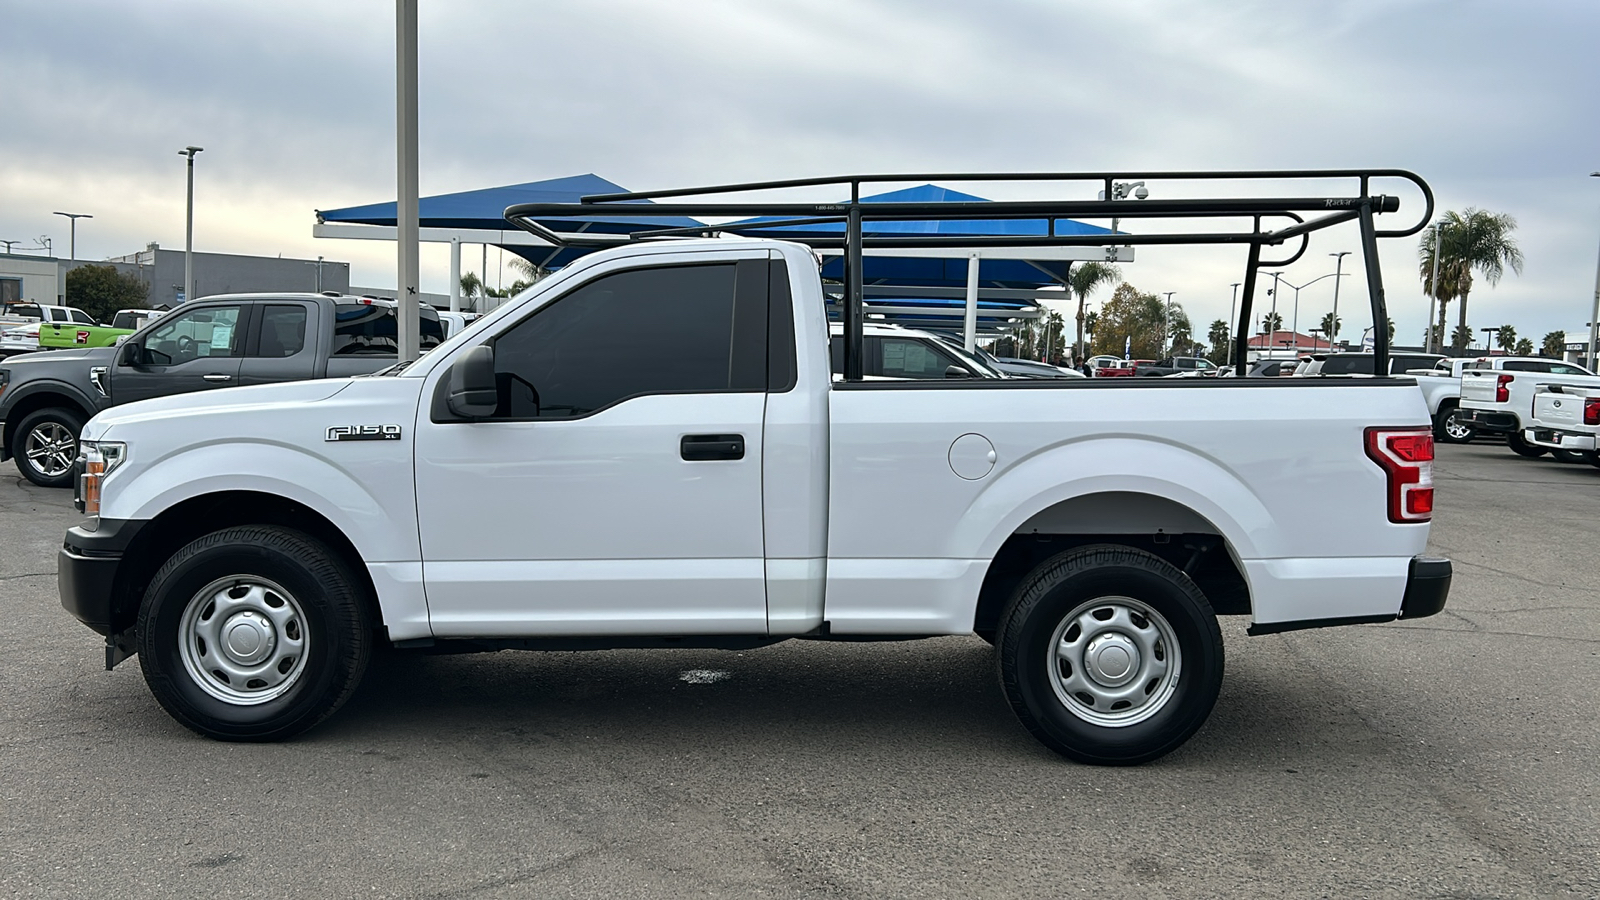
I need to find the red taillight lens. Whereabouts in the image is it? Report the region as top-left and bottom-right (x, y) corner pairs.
(1584, 398), (1600, 426)
(1365, 426), (1435, 524)
(1496, 373), (1513, 403)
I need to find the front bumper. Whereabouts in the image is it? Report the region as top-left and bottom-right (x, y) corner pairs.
(1247, 555), (1451, 635)
(1523, 427), (1596, 452)
(58, 518), (144, 637)
(1456, 408), (1517, 433)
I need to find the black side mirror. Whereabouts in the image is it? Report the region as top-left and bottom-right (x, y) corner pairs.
(447, 345), (498, 418)
(117, 342), (143, 367)
(944, 365), (969, 379)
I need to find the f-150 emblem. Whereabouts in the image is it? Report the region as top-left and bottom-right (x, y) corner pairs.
(326, 424), (402, 442)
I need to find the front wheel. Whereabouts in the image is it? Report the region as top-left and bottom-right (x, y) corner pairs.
(996, 545), (1223, 765)
(1508, 431), (1548, 458)
(137, 526), (371, 741)
(11, 407), (84, 487)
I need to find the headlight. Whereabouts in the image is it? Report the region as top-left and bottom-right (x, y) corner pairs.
(76, 440), (127, 523)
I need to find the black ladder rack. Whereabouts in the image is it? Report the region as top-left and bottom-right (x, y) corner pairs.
(504, 169), (1433, 379)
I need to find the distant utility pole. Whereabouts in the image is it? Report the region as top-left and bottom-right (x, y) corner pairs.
(179, 146), (203, 302)
(52, 212), (92, 261)
(1162, 291), (1176, 354)
(305, 255), (327, 292)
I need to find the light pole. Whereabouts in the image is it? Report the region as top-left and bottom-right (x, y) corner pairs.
(1328, 251), (1350, 353)
(52, 212), (92, 261)
(0, 240), (22, 254)
(304, 255), (327, 292)
(1264, 271), (1284, 343)
(1588, 173), (1600, 370)
(1481, 327), (1500, 354)
(1161, 291), (1176, 355)
(1272, 270), (1348, 356)
(179, 146), (203, 303)
(1227, 282), (1240, 368)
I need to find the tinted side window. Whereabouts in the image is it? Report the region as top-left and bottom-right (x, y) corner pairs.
(332, 303), (443, 356)
(255, 305), (308, 357)
(69, 308), (95, 324)
(1501, 361), (1543, 372)
(1320, 356), (1375, 375)
(492, 264), (757, 418)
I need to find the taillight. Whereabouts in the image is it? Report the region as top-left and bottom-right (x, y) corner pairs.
(1365, 427), (1434, 523)
(1585, 398), (1600, 426)
(1495, 373), (1513, 403)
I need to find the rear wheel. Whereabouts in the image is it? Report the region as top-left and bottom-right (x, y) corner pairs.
(1433, 406), (1475, 444)
(1508, 431), (1548, 458)
(996, 545), (1223, 765)
(1553, 449), (1595, 464)
(137, 526), (371, 741)
(11, 407), (84, 487)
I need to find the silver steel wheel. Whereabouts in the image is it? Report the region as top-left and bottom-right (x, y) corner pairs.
(178, 576), (309, 706)
(24, 422), (76, 478)
(1443, 413), (1473, 441)
(1047, 596), (1182, 727)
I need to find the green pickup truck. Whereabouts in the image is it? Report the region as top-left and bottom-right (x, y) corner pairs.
(36, 309), (166, 350)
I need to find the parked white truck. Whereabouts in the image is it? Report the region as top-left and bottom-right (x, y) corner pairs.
(1458, 358), (1599, 458)
(57, 171), (1452, 764)
(1524, 384), (1600, 463)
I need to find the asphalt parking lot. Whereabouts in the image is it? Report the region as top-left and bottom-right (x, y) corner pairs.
(2, 442), (1597, 899)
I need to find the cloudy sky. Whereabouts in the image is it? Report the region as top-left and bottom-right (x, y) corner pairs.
(5, 0), (1597, 348)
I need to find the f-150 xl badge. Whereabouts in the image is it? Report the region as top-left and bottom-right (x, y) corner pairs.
(326, 424), (403, 442)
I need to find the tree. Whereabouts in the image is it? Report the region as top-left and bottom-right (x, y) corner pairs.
(1514, 337), (1534, 357)
(1451, 324), (1474, 351)
(1068, 262), (1120, 362)
(1091, 283), (1168, 360)
(1495, 325), (1517, 354)
(1083, 310), (1098, 344)
(1261, 311), (1283, 334)
(1043, 310), (1068, 364)
(1319, 312), (1342, 343)
(1206, 319), (1231, 364)
(65, 265), (148, 323)
(1419, 208), (1524, 352)
(1542, 330), (1565, 358)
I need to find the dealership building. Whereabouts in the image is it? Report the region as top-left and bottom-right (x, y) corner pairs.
(0, 244), (350, 309)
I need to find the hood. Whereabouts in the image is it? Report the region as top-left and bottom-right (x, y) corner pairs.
(1, 346), (116, 366)
(85, 378), (356, 438)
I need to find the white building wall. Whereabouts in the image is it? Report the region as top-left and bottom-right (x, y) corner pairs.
(0, 254), (63, 304)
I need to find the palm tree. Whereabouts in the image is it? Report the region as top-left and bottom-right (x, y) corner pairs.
(1419, 208), (1524, 352)
(1068, 262), (1121, 362)
(1514, 337), (1534, 357)
(1319, 312), (1341, 344)
(1496, 325), (1517, 354)
(1207, 319), (1230, 363)
(1542, 330), (1566, 358)
(1261, 311), (1283, 334)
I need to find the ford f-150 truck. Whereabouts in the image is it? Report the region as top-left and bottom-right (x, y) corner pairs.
(1, 293), (445, 486)
(1457, 358), (1599, 458)
(56, 170), (1453, 765)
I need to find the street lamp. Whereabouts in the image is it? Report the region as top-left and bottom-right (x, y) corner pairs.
(1227, 282), (1240, 370)
(52, 212), (92, 261)
(178, 146), (203, 303)
(1328, 251), (1351, 352)
(1161, 291), (1176, 355)
(1273, 269), (1348, 356)
(1588, 172), (1600, 371)
(1481, 326), (1501, 354)
(0, 239), (23, 254)
(1263, 271), (1284, 343)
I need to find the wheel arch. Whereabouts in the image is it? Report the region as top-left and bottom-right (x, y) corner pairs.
(106, 490), (384, 638)
(2, 383), (96, 455)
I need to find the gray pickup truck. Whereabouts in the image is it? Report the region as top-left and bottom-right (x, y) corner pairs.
(0, 293), (445, 486)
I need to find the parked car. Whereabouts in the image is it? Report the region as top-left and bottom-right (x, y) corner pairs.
(1523, 384), (1600, 464)
(0, 322), (42, 360)
(1458, 358), (1599, 458)
(1408, 356), (1556, 444)
(0, 302), (96, 330)
(0, 293), (444, 486)
(59, 231), (1450, 764)
(1094, 358), (1137, 377)
(1299, 351), (1445, 377)
(831, 323), (1004, 379)
(1246, 358), (1298, 377)
(1137, 356), (1220, 377)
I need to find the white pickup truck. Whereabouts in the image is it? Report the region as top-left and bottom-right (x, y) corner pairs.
(1458, 358), (1600, 458)
(57, 171), (1453, 765)
(1524, 384), (1600, 463)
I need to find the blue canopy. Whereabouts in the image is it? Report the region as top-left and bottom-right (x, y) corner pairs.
(315, 174), (703, 270)
(728, 184), (1113, 289)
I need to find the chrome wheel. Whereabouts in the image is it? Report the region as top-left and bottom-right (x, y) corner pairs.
(24, 422), (76, 478)
(1047, 596), (1182, 727)
(1443, 414), (1473, 441)
(178, 576), (309, 705)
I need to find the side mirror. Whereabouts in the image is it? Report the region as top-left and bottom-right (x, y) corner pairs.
(944, 365), (969, 379)
(447, 345), (498, 418)
(117, 342), (142, 366)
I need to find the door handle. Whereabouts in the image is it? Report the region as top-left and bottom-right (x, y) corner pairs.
(202, 374), (233, 382)
(680, 434), (745, 461)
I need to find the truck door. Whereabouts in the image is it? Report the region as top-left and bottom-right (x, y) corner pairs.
(414, 250), (774, 637)
(238, 302), (317, 386)
(110, 302), (247, 405)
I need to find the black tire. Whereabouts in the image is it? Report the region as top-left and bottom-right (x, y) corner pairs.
(136, 526), (371, 741)
(1508, 430), (1547, 458)
(11, 407), (84, 487)
(1553, 449), (1595, 465)
(1433, 405), (1475, 444)
(996, 544), (1223, 765)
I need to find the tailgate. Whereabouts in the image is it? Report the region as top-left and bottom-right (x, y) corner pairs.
(1532, 392), (1582, 428)
(1459, 372), (1500, 406)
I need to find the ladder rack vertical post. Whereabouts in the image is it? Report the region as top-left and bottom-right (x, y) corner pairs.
(1358, 202), (1389, 374)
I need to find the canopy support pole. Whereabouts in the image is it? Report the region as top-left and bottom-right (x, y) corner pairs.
(964, 252), (980, 352)
(449, 237), (461, 312)
(395, 0), (420, 361)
